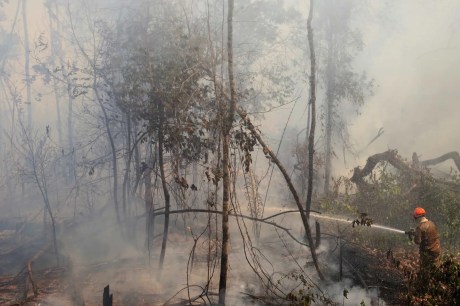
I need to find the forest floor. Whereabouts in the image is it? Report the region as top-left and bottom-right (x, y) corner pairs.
(0, 248), (417, 305)
(0, 221), (419, 305)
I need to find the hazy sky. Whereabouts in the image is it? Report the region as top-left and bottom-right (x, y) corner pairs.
(351, 1), (460, 164)
(1, 2), (458, 303)
(262, 0), (460, 177)
(2, 0), (460, 176)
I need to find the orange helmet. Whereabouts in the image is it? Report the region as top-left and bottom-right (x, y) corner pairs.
(413, 207), (426, 218)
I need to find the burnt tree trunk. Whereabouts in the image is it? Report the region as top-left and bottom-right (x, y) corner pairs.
(218, 0), (236, 304)
(103, 285), (113, 306)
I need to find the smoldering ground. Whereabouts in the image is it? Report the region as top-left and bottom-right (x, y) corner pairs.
(5, 203), (393, 305)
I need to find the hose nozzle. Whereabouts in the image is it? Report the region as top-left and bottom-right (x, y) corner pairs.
(404, 228), (415, 240)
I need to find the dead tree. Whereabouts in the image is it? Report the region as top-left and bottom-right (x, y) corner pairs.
(419, 151), (460, 171)
(351, 149), (460, 192)
(351, 150), (411, 189)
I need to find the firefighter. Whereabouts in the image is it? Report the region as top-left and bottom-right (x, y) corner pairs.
(412, 207), (441, 269)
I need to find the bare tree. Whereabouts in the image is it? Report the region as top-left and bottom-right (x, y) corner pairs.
(16, 124), (60, 264)
(67, 5), (122, 224)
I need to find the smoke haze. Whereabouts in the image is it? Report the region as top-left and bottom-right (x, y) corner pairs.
(0, 0), (458, 305)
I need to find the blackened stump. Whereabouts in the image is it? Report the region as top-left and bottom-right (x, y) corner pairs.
(103, 285), (113, 306)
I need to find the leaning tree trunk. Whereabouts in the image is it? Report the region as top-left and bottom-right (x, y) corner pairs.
(237, 110), (324, 281)
(231, 0), (323, 281)
(218, 0), (236, 304)
(158, 103), (171, 272)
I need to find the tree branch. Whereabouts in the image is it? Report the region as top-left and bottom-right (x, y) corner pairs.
(150, 208), (311, 247)
(421, 151), (460, 171)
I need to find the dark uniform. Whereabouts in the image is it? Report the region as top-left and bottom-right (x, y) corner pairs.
(414, 217), (441, 268)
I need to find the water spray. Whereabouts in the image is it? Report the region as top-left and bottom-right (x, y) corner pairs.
(264, 207), (414, 239)
(309, 212), (415, 240)
(370, 224), (404, 234)
(309, 212), (404, 233)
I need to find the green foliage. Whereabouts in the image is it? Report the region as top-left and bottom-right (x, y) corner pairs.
(354, 162), (460, 250)
(417, 175), (460, 251)
(321, 161), (460, 251)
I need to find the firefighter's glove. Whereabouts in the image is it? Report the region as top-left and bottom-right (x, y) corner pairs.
(405, 228), (415, 241)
